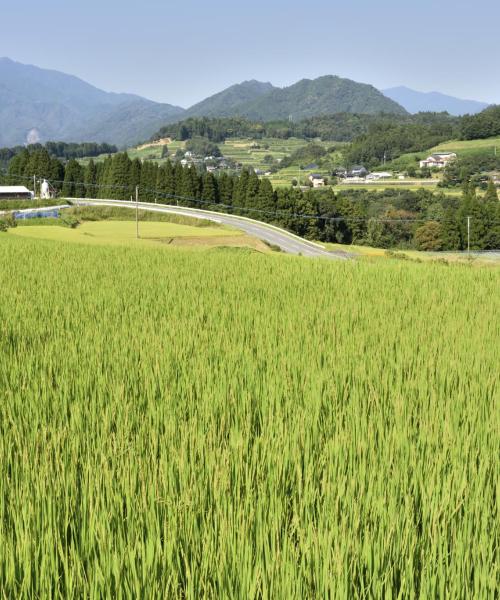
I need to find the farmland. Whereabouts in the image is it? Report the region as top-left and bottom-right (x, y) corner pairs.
(0, 233), (498, 597)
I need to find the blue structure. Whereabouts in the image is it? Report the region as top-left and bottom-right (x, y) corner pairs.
(14, 209), (61, 220)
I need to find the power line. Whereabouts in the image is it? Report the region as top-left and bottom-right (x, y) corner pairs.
(1, 168), (499, 226)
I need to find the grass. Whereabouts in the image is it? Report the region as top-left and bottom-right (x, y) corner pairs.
(0, 234), (498, 597)
(324, 242), (500, 264)
(0, 198), (64, 211)
(430, 136), (500, 157)
(9, 220), (242, 248)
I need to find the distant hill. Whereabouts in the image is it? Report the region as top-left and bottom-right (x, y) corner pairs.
(187, 76), (407, 121)
(185, 80), (276, 118)
(383, 86), (489, 116)
(0, 58), (185, 147)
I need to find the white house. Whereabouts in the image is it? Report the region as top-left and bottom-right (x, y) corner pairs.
(309, 174), (325, 188)
(366, 171), (393, 181)
(0, 186), (34, 200)
(419, 153), (457, 169)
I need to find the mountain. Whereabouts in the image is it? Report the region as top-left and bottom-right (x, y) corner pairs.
(383, 86), (489, 116)
(185, 76), (407, 121)
(0, 57), (185, 147)
(185, 80), (276, 118)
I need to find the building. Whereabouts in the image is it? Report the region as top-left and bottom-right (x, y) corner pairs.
(0, 186), (34, 200)
(347, 166), (368, 178)
(309, 174), (325, 188)
(419, 153), (457, 169)
(366, 171), (393, 181)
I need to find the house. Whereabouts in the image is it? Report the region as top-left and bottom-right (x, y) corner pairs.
(309, 174), (325, 188)
(419, 153), (457, 169)
(366, 171), (393, 181)
(347, 166), (368, 178)
(0, 186), (34, 200)
(303, 163), (319, 171)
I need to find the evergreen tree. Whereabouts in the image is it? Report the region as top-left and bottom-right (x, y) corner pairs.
(441, 207), (462, 250)
(129, 158), (142, 200)
(140, 162), (158, 202)
(233, 169), (249, 214)
(255, 178), (275, 217)
(61, 159), (84, 198)
(84, 159), (97, 198)
(201, 172), (218, 206)
(217, 172), (234, 209)
(108, 153), (132, 200)
(245, 170), (260, 213)
(484, 179), (499, 203)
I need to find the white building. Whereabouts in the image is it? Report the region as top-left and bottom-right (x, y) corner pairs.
(366, 171), (393, 181)
(419, 153), (457, 169)
(309, 174), (325, 188)
(0, 186), (34, 200)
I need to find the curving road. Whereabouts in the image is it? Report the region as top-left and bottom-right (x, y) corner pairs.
(70, 198), (351, 260)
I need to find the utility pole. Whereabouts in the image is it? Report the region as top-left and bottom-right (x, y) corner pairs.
(136, 185), (140, 239)
(467, 216), (471, 255)
(33, 175), (36, 199)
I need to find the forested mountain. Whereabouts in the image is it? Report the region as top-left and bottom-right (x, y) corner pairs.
(383, 86), (489, 116)
(185, 81), (276, 118)
(152, 112), (459, 144)
(204, 76), (407, 121)
(460, 105), (500, 140)
(0, 58), (184, 147)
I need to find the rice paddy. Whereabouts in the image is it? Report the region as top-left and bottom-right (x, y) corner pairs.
(0, 234), (498, 598)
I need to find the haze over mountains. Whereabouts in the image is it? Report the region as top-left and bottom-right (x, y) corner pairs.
(0, 58), (184, 147)
(383, 86), (489, 116)
(0, 58), (493, 147)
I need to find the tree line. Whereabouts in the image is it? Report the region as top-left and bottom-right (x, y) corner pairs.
(0, 142), (117, 170)
(151, 113), (461, 145)
(2, 147), (498, 251)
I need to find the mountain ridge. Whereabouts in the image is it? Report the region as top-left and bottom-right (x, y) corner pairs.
(187, 75), (407, 121)
(383, 86), (489, 116)
(0, 57), (185, 147)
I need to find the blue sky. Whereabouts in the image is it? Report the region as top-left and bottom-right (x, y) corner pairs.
(1, 0), (498, 107)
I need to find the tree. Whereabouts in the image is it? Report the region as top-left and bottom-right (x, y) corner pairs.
(233, 169), (250, 214)
(202, 172), (218, 206)
(414, 221), (444, 251)
(61, 159), (84, 198)
(218, 173), (233, 209)
(245, 170), (260, 214)
(255, 178), (275, 217)
(84, 159), (97, 198)
(441, 207), (462, 250)
(484, 179), (499, 203)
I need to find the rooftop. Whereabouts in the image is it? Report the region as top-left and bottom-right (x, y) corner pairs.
(0, 186), (31, 193)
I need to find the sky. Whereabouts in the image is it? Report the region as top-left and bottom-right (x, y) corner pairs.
(0, 0), (498, 108)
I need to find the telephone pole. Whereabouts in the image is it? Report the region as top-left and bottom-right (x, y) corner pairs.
(467, 216), (471, 255)
(33, 175), (36, 199)
(136, 185), (140, 239)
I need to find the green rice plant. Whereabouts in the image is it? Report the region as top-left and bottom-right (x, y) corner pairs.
(0, 235), (498, 598)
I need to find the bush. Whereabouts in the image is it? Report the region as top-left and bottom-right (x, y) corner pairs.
(0, 215), (17, 232)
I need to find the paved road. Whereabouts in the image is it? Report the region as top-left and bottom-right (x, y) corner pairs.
(71, 198), (351, 260)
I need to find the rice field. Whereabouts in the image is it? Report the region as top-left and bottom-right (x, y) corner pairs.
(0, 234), (498, 598)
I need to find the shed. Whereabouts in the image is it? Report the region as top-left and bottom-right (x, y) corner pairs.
(0, 186), (34, 200)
